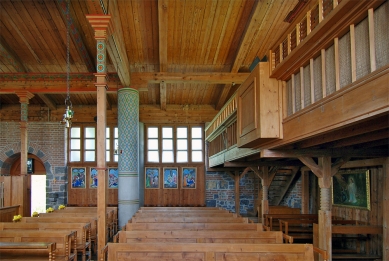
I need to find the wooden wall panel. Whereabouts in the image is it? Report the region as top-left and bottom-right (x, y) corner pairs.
(67, 169), (118, 207)
(144, 164), (205, 207)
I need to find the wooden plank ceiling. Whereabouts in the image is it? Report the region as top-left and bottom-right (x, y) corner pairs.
(0, 0), (299, 112)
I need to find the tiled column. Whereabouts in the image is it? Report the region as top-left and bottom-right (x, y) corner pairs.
(118, 88), (139, 229)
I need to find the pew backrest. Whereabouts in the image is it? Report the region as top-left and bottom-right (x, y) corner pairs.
(115, 230), (283, 244)
(0, 230), (76, 261)
(105, 242), (314, 261)
(130, 216), (248, 223)
(124, 222), (262, 231)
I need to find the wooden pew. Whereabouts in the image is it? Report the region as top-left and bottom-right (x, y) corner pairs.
(140, 207), (223, 210)
(114, 230), (284, 244)
(0, 205), (20, 222)
(0, 222), (91, 261)
(129, 216), (250, 223)
(137, 208), (231, 214)
(0, 230), (76, 261)
(0, 242), (56, 261)
(278, 219), (316, 243)
(40, 211), (113, 239)
(102, 242), (314, 261)
(124, 222), (262, 231)
(134, 211), (238, 218)
(257, 205), (300, 222)
(54, 207), (118, 236)
(263, 213), (318, 231)
(22, 217), (97, 255)
(331, 225), (382, 260)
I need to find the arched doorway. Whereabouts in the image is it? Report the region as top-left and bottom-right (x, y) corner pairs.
(10, 153), (47, 216)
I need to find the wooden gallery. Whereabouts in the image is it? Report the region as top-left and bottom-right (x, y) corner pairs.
(0, 0), (388, 260)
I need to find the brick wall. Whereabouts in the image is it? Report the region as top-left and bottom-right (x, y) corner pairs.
(0, 122), (67, 209)
(205, 171), (260, 215)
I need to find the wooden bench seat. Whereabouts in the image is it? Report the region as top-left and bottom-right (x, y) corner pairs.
(124, 222), (262, 231)
(54, 207), (117, 236)
(263, 214), (318, 231)
(22, 217), (97, 255)
(313, 223), (382, 260)
(137, 209), (231, 214)
(332, 253), (382, 260)
(140, 207), (223, 211)
(40, 211), (114, 239)
(0, 242), (56, 261)
(102, 242), (314, 261)
(129, 216), (250, 223)
(0, 222), (91, 261)
(134, 211), (238, 218)
(278, 219), (317, 243)
(113, 230), (284, 244)
(0, 230), (76, 261)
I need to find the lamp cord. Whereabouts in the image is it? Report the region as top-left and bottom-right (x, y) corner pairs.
(65, 0), (71, 108)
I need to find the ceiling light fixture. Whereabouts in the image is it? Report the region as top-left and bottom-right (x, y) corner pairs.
(61, 0), (74, 128)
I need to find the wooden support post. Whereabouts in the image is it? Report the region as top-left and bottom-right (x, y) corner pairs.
(318, 157), (332, 261)
(291, 74), (296, 113)
(299, 156), (333, 261)
(383, 158), (389, 261)
(261, 167), (270, 224)
(86, 14), (112, 261)
(15, 91), (34, 216)
(234, 171), (240, 215)
(301, 170), (309, 214)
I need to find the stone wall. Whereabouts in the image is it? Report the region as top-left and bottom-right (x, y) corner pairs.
(205, 171), (260, 215)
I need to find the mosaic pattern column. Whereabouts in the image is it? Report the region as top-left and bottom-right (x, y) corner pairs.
(118, 88), (139, 228)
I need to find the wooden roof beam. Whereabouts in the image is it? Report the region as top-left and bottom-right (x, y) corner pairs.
(158, 0), (168, 110)
(131, 72), (249, 86)
(216, 0), (273, 110)
(160, 81), (166, 111)
(0, 39), (27, 72)
(37, 94), (57, 111)
(57, 0), (95, 72)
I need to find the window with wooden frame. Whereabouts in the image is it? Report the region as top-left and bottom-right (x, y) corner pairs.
(69, 124), (118, 163)
(146, 125), (204, 163)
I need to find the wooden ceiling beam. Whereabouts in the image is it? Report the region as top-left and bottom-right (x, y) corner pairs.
(37, 94), (57, 111)
(216, 0), (273, 109)
(105, 0), (131, 87)
(0, 39), (27, 72)
(131, 72), (249, 85)
(160, 81), (166, 111)
(158, 0), (168, 72)
(158, 0), (168, 111)
(0, 85), (119, 94)
(57, 0), (95, 72)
